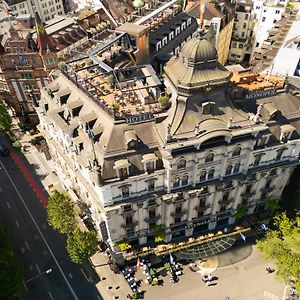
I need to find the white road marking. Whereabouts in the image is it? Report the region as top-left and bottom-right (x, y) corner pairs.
(21, 247), (25, 253)
(15, 220), (20, 228)
(25, 241), (30, 250)
(48, 291), (54, 300)
(281, 285), (288, 300)
(0, 160), (79, 300)
(36, 264), (41, 274)
(6, 202), (11, 209)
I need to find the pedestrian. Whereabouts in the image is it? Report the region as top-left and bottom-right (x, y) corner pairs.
(207, 274), (213, 281)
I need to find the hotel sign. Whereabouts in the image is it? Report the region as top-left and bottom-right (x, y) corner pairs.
(245, 90), (276, 100)
(125, 113), (154, 124)
(245, 89), (276, 100)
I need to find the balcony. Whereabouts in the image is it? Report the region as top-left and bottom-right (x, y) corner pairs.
(171, 209), (187, 218)
(260, 186), (274, 193)
(144, 214), (161, 223)
(218, 197), (233, 206)
(241, 191), (256, 198)
(217, 208), (234, 218)
(121, 221), (138, 229)
(195, 204), (211, 212)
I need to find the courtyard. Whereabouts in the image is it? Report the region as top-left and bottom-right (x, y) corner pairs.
(131, 242), (286, 300)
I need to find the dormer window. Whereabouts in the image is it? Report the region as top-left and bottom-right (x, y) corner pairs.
(114, 159), (131, 178)
(142, 153), (158, 173)
(177, 158), (186, 170)
(280, 124), (295, 143)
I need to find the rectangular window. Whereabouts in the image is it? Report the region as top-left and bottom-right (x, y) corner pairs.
(254, 154), (262, 166)
(275, 10), (280, 14)
(243, 23), (247, 29)
(262, 17), (266, 22)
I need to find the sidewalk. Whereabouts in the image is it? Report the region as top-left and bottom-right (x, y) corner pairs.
(18, 132), (132, 300)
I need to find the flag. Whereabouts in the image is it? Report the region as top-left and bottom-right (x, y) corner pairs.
(136, 257), (140, 270)
(240, 232), (246, 243)
(169, 253), (174, 265)
(86, 123), (94, 139)
(261, 223), (267, 231)
(199, 0), (206, 25)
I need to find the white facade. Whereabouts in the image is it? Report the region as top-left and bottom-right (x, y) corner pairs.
(252, 0), (287, 48)
(264, 17), (300, 78)
(9, 0), (65, 22)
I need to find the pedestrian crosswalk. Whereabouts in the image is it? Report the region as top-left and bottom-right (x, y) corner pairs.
(264, 290), (279, 300)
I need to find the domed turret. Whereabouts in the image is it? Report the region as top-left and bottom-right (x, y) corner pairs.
(181, 39), (217, 63)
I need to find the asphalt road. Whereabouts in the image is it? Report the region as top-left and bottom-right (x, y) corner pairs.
(0, 133), (102, 300)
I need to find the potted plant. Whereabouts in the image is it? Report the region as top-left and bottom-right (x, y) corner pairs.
(116, 239), (132, 252)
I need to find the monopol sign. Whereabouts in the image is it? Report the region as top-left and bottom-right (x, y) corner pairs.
(245, 89), (276, 100)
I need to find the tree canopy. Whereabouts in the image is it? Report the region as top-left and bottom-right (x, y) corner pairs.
(47, 190), (76, 234)
(66, 228), (98, 264)
(0, 222), (23, 299)
(0, 101), (12, 133)
(257, 212), (300, 292)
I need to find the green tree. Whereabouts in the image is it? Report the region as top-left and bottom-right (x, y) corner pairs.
(66, 228), (98, 264)
(106, 74), (115, 86)
(47, 190), (76, 234)
(85, 58), (93, 67)
(0, 101), (12, 133)
(158, 96), (170, 108)
(116, 239), (132, 252)
(0, 222), (23, 299)
(257, 212), (300, 292)
(266, 199), (281, 213)
(235, 204), (247, 220)
(152, 225), (165, 243)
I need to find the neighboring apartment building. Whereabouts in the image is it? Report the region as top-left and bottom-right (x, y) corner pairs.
(188, 1), (235, 65)
(0, 13), (87, 124)
(36, 38), (300, 256)
(251, 9), (298, 73)
(6, 0), (66, 22)
(229, 0), (256, 63)
(252, 0), (287, 49)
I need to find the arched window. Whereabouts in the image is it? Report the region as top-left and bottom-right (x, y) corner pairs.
(173, 177), (180, 188)
(177, 159), (186, 170)
(182, 175), (189, 186)
(200, 170), (206, 181)
(205, 152), (214, 163)
(233, 163), (240, 173)
(208, 169), (215, 180)
(225, 165), (233, 176)
(232, 146), (241, 157)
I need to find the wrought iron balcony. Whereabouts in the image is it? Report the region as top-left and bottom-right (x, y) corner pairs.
(144, 214), (161, 223)
(218, 197), (233, 206)
(241, 191), (256, 198)
(260, 186), (275, 193)
(121, 221), (138, 229)
(171, 209), (187, 218)
(195, 204), (211, 212)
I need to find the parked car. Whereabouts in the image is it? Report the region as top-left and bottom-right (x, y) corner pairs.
(0, 144), (9, 156)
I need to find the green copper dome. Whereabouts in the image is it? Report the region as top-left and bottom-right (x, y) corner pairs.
(133, 0), (144, 8)
(181, 38), (217, 63)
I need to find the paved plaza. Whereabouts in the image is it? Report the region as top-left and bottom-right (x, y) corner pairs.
(135, 244), (286, 300)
